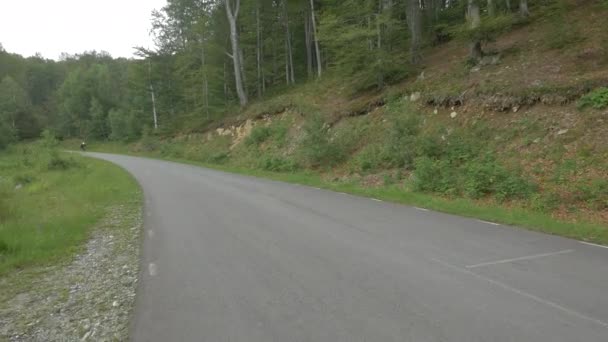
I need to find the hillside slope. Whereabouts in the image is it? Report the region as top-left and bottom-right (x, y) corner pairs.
(99, 2), (607, 230)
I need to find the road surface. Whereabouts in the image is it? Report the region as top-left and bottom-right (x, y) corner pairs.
(87, 152), (608, 342)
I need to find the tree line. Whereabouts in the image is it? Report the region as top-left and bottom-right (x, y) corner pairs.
(0, 0), (533, 147)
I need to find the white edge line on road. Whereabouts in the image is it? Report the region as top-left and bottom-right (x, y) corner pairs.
(148, 263), (157, 276)
(477, 220), (500, 226)
(414, 207), (429, 212)
(371, 198), (383, 202)
(465, 249), (574, 269)
(338, 192), (348, 195)
(431, 258), (608, 329)
(580, 241), (608, 249)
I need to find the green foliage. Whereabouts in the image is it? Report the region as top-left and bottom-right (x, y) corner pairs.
(575, 179), (608, 210)
(41, 129), (59, 148)
(298, 114), (345, 168)
(0, 143), (140, 274)
(385, 109), (421, 169)
(456, 15), (518, 44)
(578, 87), (608, 109)
(0, 121), (16, 150)
(206, 152), (230, 164)
(46, 151), (80, 171)
(245, 126), (273, 146)
(258, 156), (299, 172)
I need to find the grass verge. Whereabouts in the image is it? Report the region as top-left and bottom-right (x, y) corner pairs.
(0, 143), (141, 276)
(79, 141), (608, 245)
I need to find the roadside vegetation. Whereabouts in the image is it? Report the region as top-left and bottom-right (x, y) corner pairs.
(0, 137), (140, 275)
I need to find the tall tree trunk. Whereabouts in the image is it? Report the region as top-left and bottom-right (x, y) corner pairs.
(505, 0), (511, 12)
(225, 0), (248, 107)
(147, 60), (158, 130)
(406, 0), (422, 64)
(282, 0), (295, 85)
(305, 13), (313, 77)
(256, 4), (263, 98)
(309, 0), (322, 78)
(487, 0), (495, 16)
(467, 0), (482, 60)
(519, 0), (529, 17)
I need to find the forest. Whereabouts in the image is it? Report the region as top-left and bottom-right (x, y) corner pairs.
(0, 0), (536, 148)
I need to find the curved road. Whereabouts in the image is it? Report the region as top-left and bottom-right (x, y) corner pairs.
(88, 152), (608, 342)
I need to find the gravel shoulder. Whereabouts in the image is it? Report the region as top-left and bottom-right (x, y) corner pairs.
(0, 203), (142, 341)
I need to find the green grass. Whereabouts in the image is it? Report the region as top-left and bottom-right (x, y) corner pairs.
(0, 143), (141, 275)
(81, 140), (608, 246)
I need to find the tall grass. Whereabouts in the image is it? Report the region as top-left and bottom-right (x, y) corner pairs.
(0, 143), (140, 275)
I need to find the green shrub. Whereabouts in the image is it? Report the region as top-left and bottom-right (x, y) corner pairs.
(47, 152), (79, 171)
(206, 152), (230, 164)
(0, 181), (12, 223)
(0, 122), (16, 150)
(456, 15), (518, 46)
(385, 111), (421, 169)
(13, 173), (36, 185)
(299, 114), (345, 168)
(245, 126), (273, 146)
(41, 129), (59, 148)
(355, 144), (389, 173)
(140, 126), (159, 152)
(575, 179), (608, 210)
(258, 156), (299, 172)
(578, 87), (608, 110)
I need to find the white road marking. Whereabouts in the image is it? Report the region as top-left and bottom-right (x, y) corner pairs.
(146, 212), (152, 217)
(477, 220), (500, 226)
(432, 258), (608, 329)
(312, 187), (321, 190)
(371, 198), (383, 202)
(148, 263), (158, 276)
(338, 192), (348, 195)
(580, 241), (608, 249)
(465, 249), (574, 269)
(148, 230), (155, 238)
(414, 207), (429, 212)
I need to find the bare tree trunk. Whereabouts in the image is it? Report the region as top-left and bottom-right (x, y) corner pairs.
(256, 4), (262, 98)
(147, 60), (158, 130)
(488, 0), (495, 16)
(467, 0), (482, 60)
(519, 0), (529, 17)
(406, 0), (422, 64)
(305, 13), (313, 77)
(309, 0), (322, 78)
(505, 0), (511, 12)
(225, 0), (248, 107)
(282, 0), (295, 85)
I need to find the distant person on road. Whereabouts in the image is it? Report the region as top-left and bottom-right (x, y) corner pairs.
(80, 141), (86, 151)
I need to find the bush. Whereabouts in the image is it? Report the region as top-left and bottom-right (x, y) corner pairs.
(245, 126), (272, 146)
(0, 122), (16, 150)
(385, 112), (421, 169)
(47, 152), (79, 171)
(206, 152), (230, 164)
(139, 126), (159, 152)
(575, 179), (608, 210)
(41, 129), (59, 148)
(578, 87), (608, 110)
(0, 181), (12, 222)
(355, 144), (389, 173)
(13, 173), (36, 185)
(258, 156), (299, 172)
(456, 15), (518, 46)
(299, 114), (345, 168)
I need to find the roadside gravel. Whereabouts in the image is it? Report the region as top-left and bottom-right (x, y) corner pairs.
(0, 204), (142, 341)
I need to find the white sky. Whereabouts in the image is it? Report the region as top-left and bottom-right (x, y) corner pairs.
(0, 0), (167, 60)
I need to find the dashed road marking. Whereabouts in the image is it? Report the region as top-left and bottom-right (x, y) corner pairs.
(148, 230), (155, 238)
(148, 263), (158, 276)
(414, 207), (429, 212)
(580, 241), (608, 249)
(432, 257), (608, 329)
(371, 198), (383, 202)
(477, 220), (500, 226)
(465, 249), (574, 269)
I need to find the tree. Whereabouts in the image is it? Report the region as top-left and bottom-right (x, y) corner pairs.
(467, 0), (482, 60)
(519, 0), (529, 17)
(0, 76), (27, 131)
(406, 0), (422, 64)
(225, 0), (248, 106)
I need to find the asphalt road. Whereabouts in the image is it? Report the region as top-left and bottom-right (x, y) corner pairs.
(87, 152), (608, 342)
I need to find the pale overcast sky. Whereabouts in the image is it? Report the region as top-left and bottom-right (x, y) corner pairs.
(0, 0), (167, 60)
